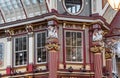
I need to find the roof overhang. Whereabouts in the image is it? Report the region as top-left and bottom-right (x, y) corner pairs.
(0, 13), (110, 30)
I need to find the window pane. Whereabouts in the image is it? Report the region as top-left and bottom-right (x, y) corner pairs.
(15, 38), (18, 51)
(66, 47), (71, 61)
(18, 38), (22, 50)
(23, 37), (26, 50)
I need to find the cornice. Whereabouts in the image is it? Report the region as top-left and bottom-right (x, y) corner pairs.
(0, 12), (110, 30)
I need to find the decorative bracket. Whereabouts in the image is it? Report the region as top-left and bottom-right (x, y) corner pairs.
(26, 24), (33, 32)
(5, 29), (14, 36)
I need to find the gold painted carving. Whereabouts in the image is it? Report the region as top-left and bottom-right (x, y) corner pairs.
(45, 38), (60, 51)
(90, 46), (104, 53)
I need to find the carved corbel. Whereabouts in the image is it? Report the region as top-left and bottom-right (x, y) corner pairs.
(5, 29), (14, 36)
(25, 24), (33, 32)
(90, 45), (104, 53)
(105, 48), (113, 59)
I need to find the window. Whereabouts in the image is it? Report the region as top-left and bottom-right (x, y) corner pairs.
(36, 31), (47, 63)
(63, 0), (84, 15)
(65, 30), (83, 62)
(0, 43), (3, 66)
(14, 36), (27, 66)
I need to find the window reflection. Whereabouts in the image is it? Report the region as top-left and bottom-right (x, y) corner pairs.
(65, 0), (83, 14)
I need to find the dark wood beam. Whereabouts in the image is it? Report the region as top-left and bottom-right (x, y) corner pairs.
(0, 9), (6, 23)
(20, 0), (28, 18)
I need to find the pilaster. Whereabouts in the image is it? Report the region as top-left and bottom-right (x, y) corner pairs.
(5, 29), (14, 75)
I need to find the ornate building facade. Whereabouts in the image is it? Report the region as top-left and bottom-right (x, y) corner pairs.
(0, 0), (119, 78)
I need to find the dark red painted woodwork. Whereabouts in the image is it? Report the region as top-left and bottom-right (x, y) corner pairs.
(94, 53), (102, 78)
(0, 10), (5, 23)
(110, 11), (120, 29)
(6, 67), (11, 75)
(27, 63), (34, 72)
(83, 30), (86, 65)
(19, 0), (28, 18)
(106, 59), (112, 78)
(48, 51), (58, 78)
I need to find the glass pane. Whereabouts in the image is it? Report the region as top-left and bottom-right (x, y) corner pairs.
(72, 32), (76, 46)
(66, 47), (71, 61)
(18, 38), (22, 50)
(37, 48), (41, 62)
(77, 32), (82, 46)
(42, 50), (46, 62)
(23, 37), (26, 50)
(15, 38), (18, 51)
(77, 47), (82, 61)
(66, 32), (71, 46)
(42, 33), (46, 46)
(37, 34), (42, 47)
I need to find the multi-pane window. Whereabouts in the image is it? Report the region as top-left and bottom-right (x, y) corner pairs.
(65, 30), (83, 62)
(36, 31), (47, 63)
(14, 36), (27, 66)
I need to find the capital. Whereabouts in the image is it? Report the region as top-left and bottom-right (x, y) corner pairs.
(45, 37), (60, 51)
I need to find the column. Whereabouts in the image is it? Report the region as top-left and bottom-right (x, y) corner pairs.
(90, 42), (103, 78)
(28, 33), (34, 64)
(6, 37), (12, 75)
(49, 50), (58, 78)
(46, 20), (59, 78)
(5, 29), (14, 75)
(94, 53), (102, 78)
(27, 33), (34, 72)
(106, 59), (112, 78)
(105, 50), (113, 78)
(26, 25), (34, 72)
(46, 38), (59, 78)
